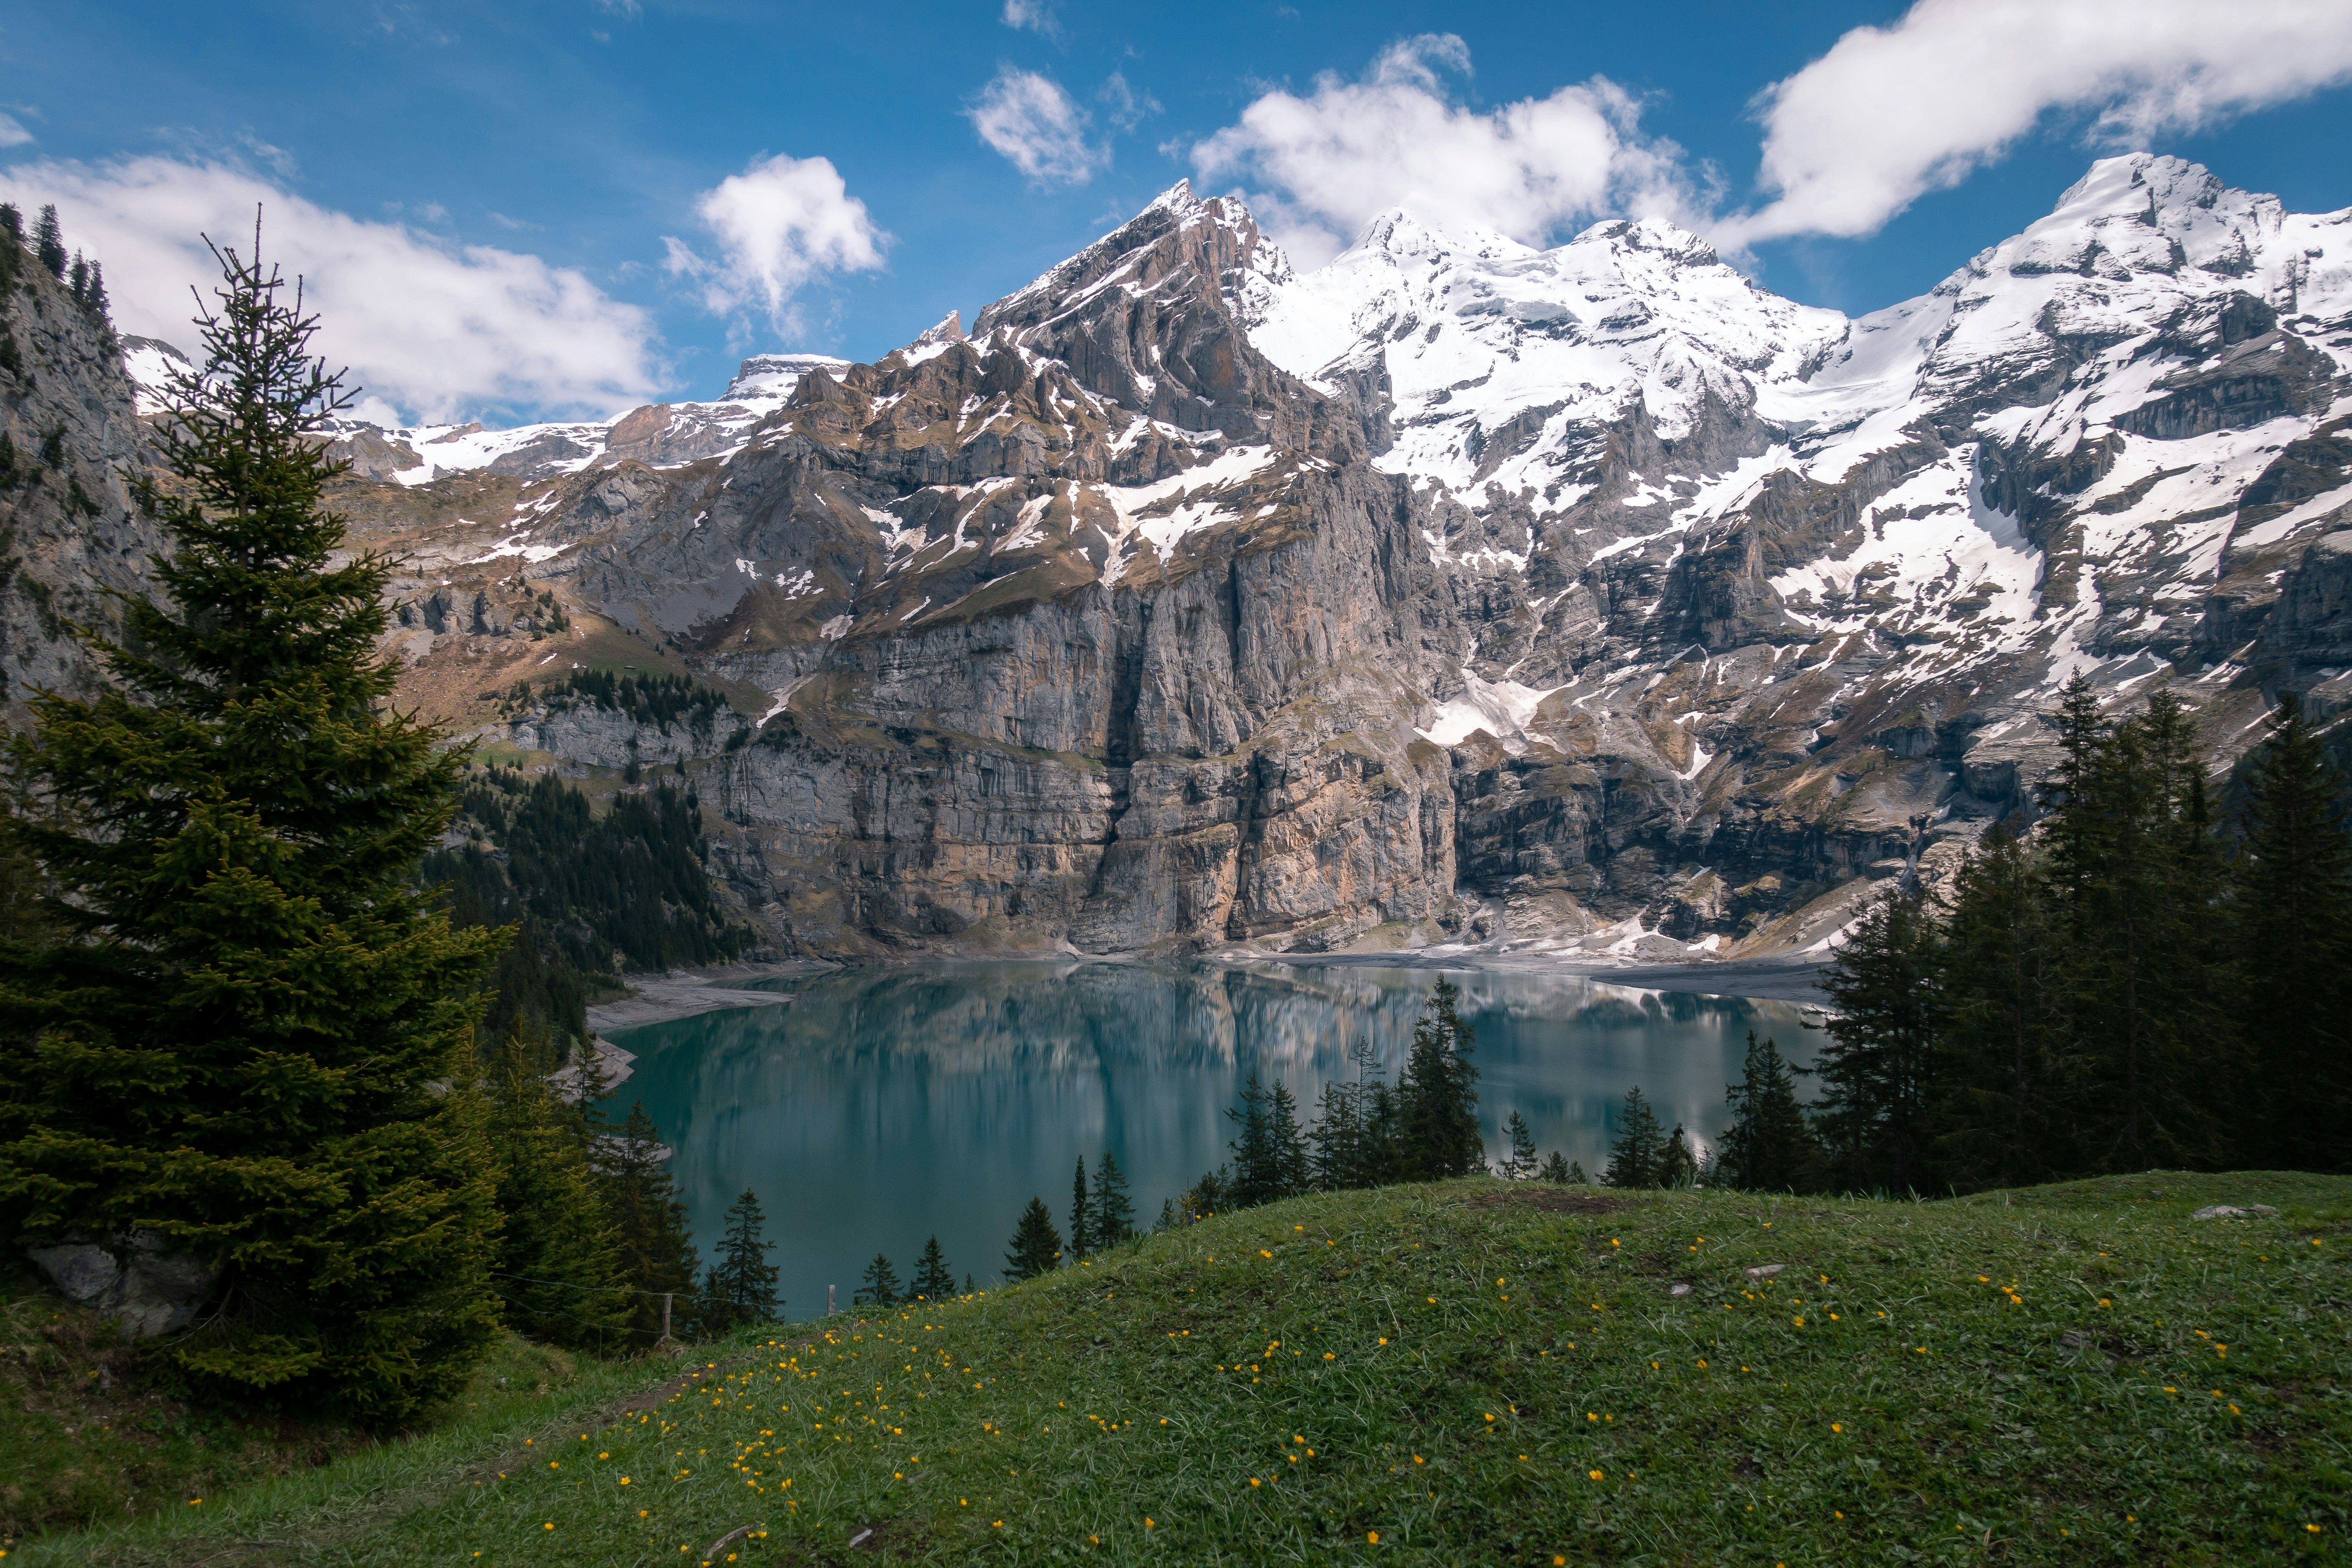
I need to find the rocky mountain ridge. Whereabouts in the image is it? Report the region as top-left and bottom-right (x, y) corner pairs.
(30, 154), (2352, 962)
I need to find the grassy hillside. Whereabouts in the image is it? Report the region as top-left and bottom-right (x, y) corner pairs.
(12, 1170), (2348, 1565)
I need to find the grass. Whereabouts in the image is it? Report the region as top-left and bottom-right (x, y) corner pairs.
(11, 1169), (2350, 1565)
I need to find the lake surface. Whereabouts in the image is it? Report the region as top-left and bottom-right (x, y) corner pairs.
(604, 962), (1822, 1317)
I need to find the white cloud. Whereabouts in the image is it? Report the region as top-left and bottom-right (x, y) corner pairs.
(1099, 70), (1158, 133)
(1725, 0), (2352, 245)
(663, 153), (888, 334)
(1000, 0), (1056, 37)
(968, 67), (1107, 186)
(0, 155), (659, 424)
(1190, 34), (1699, 267)
(0, 113), (33, 150)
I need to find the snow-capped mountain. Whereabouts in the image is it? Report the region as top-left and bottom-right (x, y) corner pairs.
(29, 155), (2352, 962)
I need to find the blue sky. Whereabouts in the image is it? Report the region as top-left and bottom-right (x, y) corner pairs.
(7, 0), (2352, 425)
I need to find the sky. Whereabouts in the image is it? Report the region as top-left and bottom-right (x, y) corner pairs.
(6, 0), (2352, 427)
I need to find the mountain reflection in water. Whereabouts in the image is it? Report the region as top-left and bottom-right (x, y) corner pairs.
(606, 962), (1819, 1316)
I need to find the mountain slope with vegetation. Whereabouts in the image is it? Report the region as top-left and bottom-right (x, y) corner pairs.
(12, 1170), (2347, 1565)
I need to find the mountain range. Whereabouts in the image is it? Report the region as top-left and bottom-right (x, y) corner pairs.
(6, 152), (2349, 962)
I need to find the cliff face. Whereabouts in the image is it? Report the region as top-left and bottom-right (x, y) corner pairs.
(42, 156), (2352, 960)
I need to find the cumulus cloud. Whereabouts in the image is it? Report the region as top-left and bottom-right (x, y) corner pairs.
(968, 67), (1107, 186)
(0, 155), (659, 425)
(1000, 0), (1057, 37)
(662, 152), (888, 334)
(1191, 34), (1700, 267)
(1725, 0), (2352, 245)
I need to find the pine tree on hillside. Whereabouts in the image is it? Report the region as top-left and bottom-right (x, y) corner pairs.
(601, 1102), (701, 1341)
(1226, 1075), (1309, 1207)
(1603, 1087), (1665, 1189)
(701, 1189), (779, 1332)
(1308, 1039), (1391, 1191)
(33, 204), (65, 279)
(1933, 827), (2067, 1190)
(1565, 1160), (1589, 1185)
(1499, 1111), (1538, 1179)
(1718, 1032), (1822, 1193)
(855, 1253), (902, 1308)
(1068, 1157), (1092, 1260)
(2233, 690), (2352, 1170)
(1004, 1197), (1063, 1281)
(1537, 1151), (1572, 1183)
(485, 1027), (630, 1348)
(1818, 890), (1943, 1193)
(910, 1236), (957, 1301)
(0, 228), (503, 1421)
(1090, 1152), (1135, 1246)
(1398, 977), (1483, 1178)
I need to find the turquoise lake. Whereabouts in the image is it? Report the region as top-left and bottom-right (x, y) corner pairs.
(603, 962), (1822, 1317)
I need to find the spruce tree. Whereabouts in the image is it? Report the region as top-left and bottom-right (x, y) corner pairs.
(701, 1189), (779, 1331)
(1226, 1076), (1309, 1207)
(1565, 1159), (1589, 1184)
(1933, 827), (2066, 1189)
(1090, 1152), (1135, 1246)
(1603, 1087), (1665, 1188)
(1659, 1125), (1697, 1188)
(1308, 1041), (1388, 1191)
(1004, 1197), (1063, 1281)
(1499, 1111), (1538, 1179)
(855, 1252), (902, 1308)
(1718, 1032), (1821, 1192)
(2229, 690), (2352, 1169)
(601, 1102), (701, 1341)
(33, 204), (65, 279)
(483, 1026), (630, 1348)
(0, 230), (502, 1420)
(1397, 977), (1483, 1178)
(1068, 1156), (1092, 1260)
(910, 1236), (957, 1301)
(1818, 890), (1943, 1192)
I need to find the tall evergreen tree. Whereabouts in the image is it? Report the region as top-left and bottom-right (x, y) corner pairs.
(1717, 1032), (1821, 1192)
(1498, 1111), (1539, 1179)
(1932, 827), (2067, 1189)
(2232, 690), (2352, 1170)
(1397, 977), (1483, 1178)
(1307, 1040), (1391, 1190)
(484, 1026), (629, 1349)
(600, 1102), (701, 1342)
(1818, 890), (1943, 1192)
(1225, 1075), (1309, 1207)
(701, 1190), (779, 1332)
(910, 1236), (957, 1301)
(1603, 1087), (1665, 1189)
(33, 204), (65, 279)
(0, 230), (502, 1421)
(1659, 1125), (1698, 1188)
(855, 1253), (902, 1308)
(1537, 1151), (1572, 1184)
(1090, 1152), (1135, 1246)
(1068, 1156), (1092, 1260)
(1003, 1197), (1063, 1281)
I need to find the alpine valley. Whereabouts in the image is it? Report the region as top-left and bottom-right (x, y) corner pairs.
(8, 152), (2352, 961)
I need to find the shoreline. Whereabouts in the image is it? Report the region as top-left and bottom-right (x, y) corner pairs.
(585, 948), (1832, 1032)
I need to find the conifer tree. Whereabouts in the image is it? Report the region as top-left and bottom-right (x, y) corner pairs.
(483, 1026), (630, 1348)
(1659, 1125), (1698, 1188)
(1499, 1111), (1538, 1179)
(33, 204), (64, 279)
(1932, 827), (2066, 1188)
(1090, 1152), (1135, 1246)
(601, 1102), (701, 1341)
(1818, 890), (1943, 1192)
(1308, 1040), (1390, 1190)
(855, 1253), (902, 1308)
(1226, 1075), (1309, 1207)
(2232, 691), (2352, 1169)
(910, 1236), (957, 1301)
(1717, 1032), (1821, 1192)
(1565, 1159), (1589, 1184)
(1537, 1151), (1571, 1183)
(1004, 1197), (1063, 1281)
(1603, 1087), (1665, 1188)
(701, 1189), (779, 1331)
(1068, 1156), (1092, 1260)
(1397, 977), (1483, 1178)
(0, 228), (502, 1420)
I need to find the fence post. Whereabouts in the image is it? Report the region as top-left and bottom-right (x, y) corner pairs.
(827, 1283), (836, 1316)
(658, 1292), (673, 1349)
